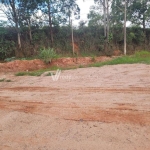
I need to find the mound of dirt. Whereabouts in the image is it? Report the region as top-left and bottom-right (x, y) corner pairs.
(0, 59), (46, 72)
(0, 56), (112, 72)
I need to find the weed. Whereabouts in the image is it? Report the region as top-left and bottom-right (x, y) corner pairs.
(79, 65), (84, 68)
(0, 78), (5, 82)
(5, 79), (12, 82)
(90, 51), (150, 67)
(15, 67), (60, 76)
(38, 47), (58, 63)
(91, 56), (96, 62)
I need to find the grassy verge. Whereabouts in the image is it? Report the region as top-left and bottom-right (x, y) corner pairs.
(15, 66), (78, 76)
(89, 51), (150, 67)
(15, 51), (150, 76)
(0, 78), (12, 82)
(15, 66), (60, 76)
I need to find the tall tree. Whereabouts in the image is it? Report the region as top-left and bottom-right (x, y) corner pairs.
(87, 5), (103, 26)
(129, 0), (150, 46)
(41, 0), (80, 47)
(0, 0), (21, 49)
(19, 0), (42, 43)
(94, 0), (112, 53)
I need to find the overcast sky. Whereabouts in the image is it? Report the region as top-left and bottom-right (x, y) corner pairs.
(0, 0), (95, 24)
(74, 0), (94, 25)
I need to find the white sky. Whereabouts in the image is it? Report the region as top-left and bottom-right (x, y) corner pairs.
(74, 0), (94, 25)
(0, 1), (94, 24)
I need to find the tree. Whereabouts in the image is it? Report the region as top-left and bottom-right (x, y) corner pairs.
(93, 0), (112, 54)
(19, 0), (42, 44)
(0, 0), (21, 49)
(61, 0), (80, 26)
(41, 0), (80, 47)
(87, 5), (103, 26)
(129, 0), (150, 46)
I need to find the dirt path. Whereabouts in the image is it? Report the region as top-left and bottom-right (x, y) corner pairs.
(0, 64), (150, 150)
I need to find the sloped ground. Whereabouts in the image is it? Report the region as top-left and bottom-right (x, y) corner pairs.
(0, 56), (111, 72)
(0, 64), (150, 150)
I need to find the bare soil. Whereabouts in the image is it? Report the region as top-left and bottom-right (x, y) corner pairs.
(0, 63), (150, 150)
(0, 56), (111, 72)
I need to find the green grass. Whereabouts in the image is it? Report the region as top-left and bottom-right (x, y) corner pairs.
(15, 51), (150, 76)
(5, 79), (12, 82)
(0, 78), (12, 82)
(0, 78), (5, 82)
(15, 66), (60, 76)
(15, 65), (79, 76)
(90, 51), (150, 67)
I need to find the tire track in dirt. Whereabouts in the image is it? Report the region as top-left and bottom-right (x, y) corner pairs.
(0, 99), (150, 126)
(0, 86), (150, 93)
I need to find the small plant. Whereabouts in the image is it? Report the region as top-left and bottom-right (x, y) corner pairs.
(38, 47), (57, 63)
(79, 65), (83, 68)
(0, 40), (15, 60)
(91, 56), (96, 62)
(0, 78), (12, 82)
(4, 57), (16, 62)
(15, 67), (60, 76)
(0, 78), (5, 82)
(5, 79), (12, 82)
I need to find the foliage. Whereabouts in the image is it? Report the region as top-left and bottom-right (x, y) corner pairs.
(87, 5), (103, 26)
(128, 0), (150, 28)
(127, 26), (144, 44)
(38, 47), (57, 63)
(15, 66), (60, 76)
(0, 78), (12, 82)
(90, 51), (150, 67)
(0, 78), (5, 82)
(1, 0), (150, 58)
(41, 0), (80, 25)
(4, 57), (16, 62)
(15, 51), (150, 76)
(0, 40), (15, 60)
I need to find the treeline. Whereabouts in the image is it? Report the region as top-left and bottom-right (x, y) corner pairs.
(0, 25), (150, 60)
(0, 0), (150, 59)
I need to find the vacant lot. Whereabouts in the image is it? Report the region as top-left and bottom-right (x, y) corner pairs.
(0, 64), (150, 150)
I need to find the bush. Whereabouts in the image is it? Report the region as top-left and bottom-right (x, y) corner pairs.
(38, 47), (57, 63)
(0, 40), (15, 60)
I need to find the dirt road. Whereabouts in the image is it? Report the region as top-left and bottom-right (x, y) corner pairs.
(0, 64), (150, 150)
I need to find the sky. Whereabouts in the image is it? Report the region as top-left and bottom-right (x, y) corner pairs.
(0, 0), (94, 24)
(74, 0), (94, 25)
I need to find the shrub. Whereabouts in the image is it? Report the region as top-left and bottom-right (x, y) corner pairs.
(38, 47), (57, 63)
(0, 40), (15, 60)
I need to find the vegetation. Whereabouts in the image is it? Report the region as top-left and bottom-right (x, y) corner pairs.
(0, 78), (5, 82)
(90, 51), (150, 67)
(38, 47), (58, 63)
(0, 0), (150, 60)
(0, 78), (12, 82)
(15, 51), (150, 76)
(15, 67), (60, 76)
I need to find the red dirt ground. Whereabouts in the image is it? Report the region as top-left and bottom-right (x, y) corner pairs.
(0, 61), (150, 150)
(0, 56), (111, 72)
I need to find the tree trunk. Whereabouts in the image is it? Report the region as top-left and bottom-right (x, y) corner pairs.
(28, 19), (32, 43)
(103, 0), (107, 37)
(71, 20), (75, 55)
(17, 31), (21, 49)
(106, 0), (109, 40)
(16, 21), (21, 49)
(124, 0), (127, 55)
(11, 0), (21, 49)
(143, 16), (146, 49)
(106, 0), (110, 54)
(48, 0), (53, 47)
